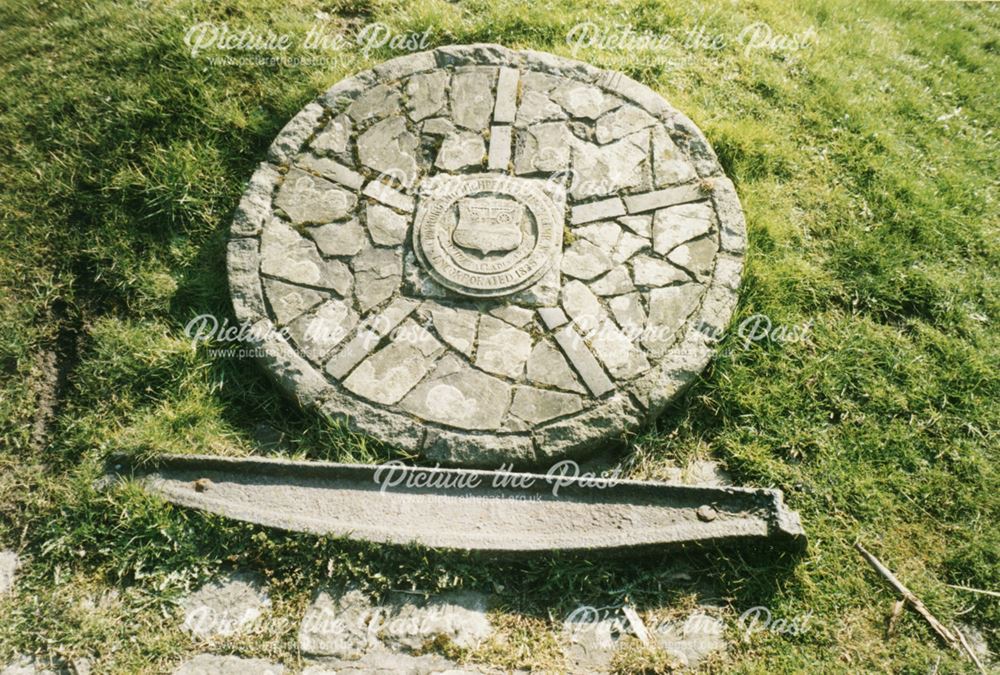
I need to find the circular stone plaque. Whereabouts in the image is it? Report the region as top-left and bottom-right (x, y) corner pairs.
(413, 174), (563, 297)
(228, 44), (746, 466)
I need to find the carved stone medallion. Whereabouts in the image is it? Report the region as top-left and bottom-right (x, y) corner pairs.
(227, 44), (747, 466)
(413, 174), (562, 298)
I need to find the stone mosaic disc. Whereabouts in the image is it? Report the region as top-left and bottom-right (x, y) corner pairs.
(228, 44), (746, 466)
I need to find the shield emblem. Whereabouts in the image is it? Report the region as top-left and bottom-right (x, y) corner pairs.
(453, 197), (524, 255)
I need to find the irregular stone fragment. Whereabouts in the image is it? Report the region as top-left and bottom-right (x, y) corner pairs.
(274, 168), (356, 224)
(295, 154), (364, 190)
(632, 255), (689, 286)
(519, 69), (561, 93)
(609, 292), (647, 334)
(401, 355), (511, 429)
(511, 386), (582, 424)
(589, 266), (634, 296)
(365, 203), (408, 246)
(264, 278), (328, 325)
(0, 550), (18, 595)
(180, 573), (270, 640)
(423, 428), (535, 465)
(594, 69), (672, 116)
(596, 105), (656, 143)
(174, 654), (284, 675)
(298, 588), (374, 659)
(319, 73), (374, 110)
(343, 321), (442, 405)
(254, 317), (331, 409)
(619, 213), (652, 237)
(487, 125), (512, 171)
(306, 219), (366, 257)
(1, 655), (69, 675)
(347, 83), (401, 123)
(352, 247), (403, 312)
(406, 70), (449, 121)
(382, 591), (493, 651)
(574, 221), (621, 250)
(286, 299), (357, 362)
(652, 202), (713, 254)
(526, 340), (586, 394)
(261, 219), (353, 294)
(232, 162), (279, 237)
(226, 238), (267, 323)
(570, 197), (626, 224)
(311, 114), (352, 155)
(563, 616), (621, 673)
(656, 612), (727, 669)
(613, 231), (649, 264)
(301, 651), (466, 675)
(506, 260), (563, 307)
(561, 239), (613, 280)
(374, 50), (436, 79)
(667, 236), (717, 281)
(712, 176), (747, 254)
(644, 283), (704, 354)
(357, 117), (419, 187)
(493, 67), (519, 124)
(475, 316), (533, 378)
(652, 125), (697, 186)
(570, 133), (648, 199)
(451, 68), (496, 131)
(551, 82), (620, 120)
(268, 101), (324, 165)
(489, 304), (535, 327)
(534, 393), (639, 459)
(560, 280), (647, 377)
(430, 305), (478, 355)
(561, 280), (603, 328)
(589, 319), (650, 379)
(362, 180), (414, 212)
(421, 117), (455, 136)
(513, 121), (572, 174)
(436, 130), (485, 170)
(515, 90), (567, 126)
(325, 297), (419, 379)
(537, 306), (569, 329)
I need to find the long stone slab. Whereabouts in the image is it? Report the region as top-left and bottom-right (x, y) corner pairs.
(362, 180), (414, 212)
(623, 183), (705, 214)
(109, 454), (806, 554)
(538, 306), (615, 397)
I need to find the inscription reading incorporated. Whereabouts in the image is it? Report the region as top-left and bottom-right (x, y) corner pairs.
(413, 175), (562, 297)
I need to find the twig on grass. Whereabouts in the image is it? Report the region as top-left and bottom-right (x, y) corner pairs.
(886, 598), (904, 638)
(953, 625), (987, 674)
(854, 542), (985, 674)
(946, 583), (1000, 599)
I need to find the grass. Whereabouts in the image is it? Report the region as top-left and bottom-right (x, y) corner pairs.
(0, 0), (997, 672)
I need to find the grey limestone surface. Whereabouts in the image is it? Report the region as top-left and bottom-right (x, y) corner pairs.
(229, 44), (745, 466)
(180, 572), (271, 640)
(561, 607), (727, 673)
(0, 550), (19, 595)
(173, 655), (284, 675)
(297, 587), (493, 672)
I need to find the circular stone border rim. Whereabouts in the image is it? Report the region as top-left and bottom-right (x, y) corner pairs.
(226, 43), (747, 467)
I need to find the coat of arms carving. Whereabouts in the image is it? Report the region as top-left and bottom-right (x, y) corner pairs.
(452, 197), (525, 255)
